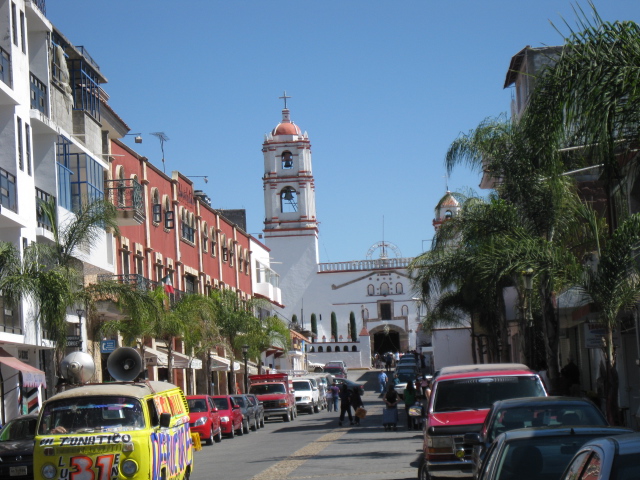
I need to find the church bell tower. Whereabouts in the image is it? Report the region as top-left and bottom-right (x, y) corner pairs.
(262, 94), (319, 318)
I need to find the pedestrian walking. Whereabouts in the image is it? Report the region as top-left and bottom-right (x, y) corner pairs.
(378, 370), (388, 394)
(325, 383), (334, 412)
(403, 380), (417, 430)
(330, 381), (340, 412)
(351, 387), (364, 425)
(385, 353), (392, 372)
(383, 384), (399, 431)
(338, 383), (354, 426)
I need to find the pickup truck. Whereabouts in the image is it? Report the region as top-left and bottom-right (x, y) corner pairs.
(419, 363), (547, 480)
(248, 373), (297, 422)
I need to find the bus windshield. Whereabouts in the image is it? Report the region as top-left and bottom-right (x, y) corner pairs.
(38, 396), (145, 435)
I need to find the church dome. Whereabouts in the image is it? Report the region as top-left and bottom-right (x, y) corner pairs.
(272, 108), (302, 136)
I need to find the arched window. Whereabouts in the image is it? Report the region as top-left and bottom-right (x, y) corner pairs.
(280, 187), (297, 213)
(221, 234), (228, 262)
(229, 239), (235, 267)
(396, 283), (403, 294)
(367, 284), (374, 296)
(327, 346), (332, 353)
(343, 346), (348, 352)
(151, 188), (161, 224)
(202, 222), (208, 252)
(363, 308), (369, 320)
(445, 209), (453, 219)
(211, 228), (217, 256)
(163, 195), (174, 229)
(116, 166), (126, 206)
(281, 151), (293, 169)
(351, 346), (357, 352)
(318, 346), (323, 353)
(401, 305), (409, 316)
(380, 283), (390, 296)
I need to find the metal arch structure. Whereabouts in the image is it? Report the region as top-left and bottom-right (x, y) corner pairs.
(366, 241), (402, 260)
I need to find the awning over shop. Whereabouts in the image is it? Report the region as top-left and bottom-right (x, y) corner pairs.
(144, 347), (202, 369)
(0, 347), (46, 388)
(209, 354), (240, 372)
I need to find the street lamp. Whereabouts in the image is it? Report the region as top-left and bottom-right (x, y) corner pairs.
(76, 309), (85, 351)
(242, 345), (249, 394)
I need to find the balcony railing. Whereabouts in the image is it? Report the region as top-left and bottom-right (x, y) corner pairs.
(0, 47), (10, 87)
(318, 257), (413, 272)
(36, 188), (55, 231)
(31, 0), (46, 15)
(97, 274), (187, 304)
(0, 168), (17, 213)
(105, 178), (145, 225)
(30, 72), (47, 115)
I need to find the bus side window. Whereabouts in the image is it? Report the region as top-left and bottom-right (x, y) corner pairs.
(148, 399), (160, 427)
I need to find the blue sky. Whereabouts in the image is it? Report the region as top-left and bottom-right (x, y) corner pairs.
(48, 1), (639, 263)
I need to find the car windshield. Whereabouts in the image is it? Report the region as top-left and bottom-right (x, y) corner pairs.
(212, 397), (230, 410)
(487, 404), (608, 442)
(293, 381), (311, 391)
(188, 398), (208, 412)
(38, 396), (144, 435)
(0, 417), (36, 441)
(494, 434), (615, 480)
(433, 376), (545, 412)
(249, 384), (286, 395)
(396, 372), (415, 383)
(232, 396), (246, 407)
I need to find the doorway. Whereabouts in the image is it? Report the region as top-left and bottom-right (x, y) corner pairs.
(373, 332), (400, 354)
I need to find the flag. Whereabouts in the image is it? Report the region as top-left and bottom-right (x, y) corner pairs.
(161, 274), (175, 294)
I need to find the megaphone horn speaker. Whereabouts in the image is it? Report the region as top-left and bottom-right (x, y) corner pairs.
(107, 347), (143, 382)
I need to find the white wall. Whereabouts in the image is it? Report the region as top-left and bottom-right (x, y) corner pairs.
(432, 328), (473, 371)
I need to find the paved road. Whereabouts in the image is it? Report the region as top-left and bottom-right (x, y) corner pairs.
(190, 370), (424, 480)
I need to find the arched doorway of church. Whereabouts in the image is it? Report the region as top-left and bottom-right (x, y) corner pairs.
(373, 331), (400, 354)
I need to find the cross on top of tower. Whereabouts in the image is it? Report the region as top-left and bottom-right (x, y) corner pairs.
(279, 91), (291, 109)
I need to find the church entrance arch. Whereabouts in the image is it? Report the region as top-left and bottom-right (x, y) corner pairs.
(369, 324), (406, 354)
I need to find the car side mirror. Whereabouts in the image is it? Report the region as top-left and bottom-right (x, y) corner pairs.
(159, 413), (171, 428)
(463, 433), (482, 445)
(232, 405), (240, 410)
(211, 407), (218, 412)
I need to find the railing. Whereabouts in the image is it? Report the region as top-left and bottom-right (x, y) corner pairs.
(0, 46), (11, 87)
(0, 167), (17, 212)
(31, 0), (46, 15)
(318, 257), (414, 272)
(36, 188), (55, 231)
(30, 72), (47, 115)
(104, 178), (145, 221)
(76, 46), (100, 71)
(97, 274), (187, 303)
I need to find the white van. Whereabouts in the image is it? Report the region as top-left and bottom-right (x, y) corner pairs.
(292, 378), (320, 413)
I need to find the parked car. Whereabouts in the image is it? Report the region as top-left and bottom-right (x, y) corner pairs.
(560, 432), (640, 480)
(465, 396), (609, 479)
(293, 379), (319, 414)
(0, 414), (38, 480)
(186, 395), (222, 445)
(231, 394), (259, 432)
(475, 426), (632, 480)
(419, 363), (547, 479)
(245, 394), (265, 428)
(323, 365), (347, 379)
(394, 369), (419, 398)
(332, 377), (365, 396)
(211, 395), (244, 438)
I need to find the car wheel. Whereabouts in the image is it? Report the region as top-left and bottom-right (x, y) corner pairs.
(260, 415), (265, 428)
(228, 426), (234, 439)
(313, 402), (320, 413)
(243, 420), (250, 434)
(214, 429), (222, 443)
(418, 458), (430, 480)
(206, 426), (214, 446)
(237, 422), (244, 436)
(252, 418), (258, 431)
(284, 410), (291, 422)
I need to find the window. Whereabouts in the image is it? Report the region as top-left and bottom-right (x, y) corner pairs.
(221, 235), (228, 262)
(136, 256), (143, 276)
(401, 305), (409, 316)
(327, 346), (332, 353)
(363, 308), (369, 320)
(211, 228), (217, 256)
(281, 151), (293, 169)
(121, 249), (130, 276)
(380, 302), (392, 320)
(445, 209), (453, 219)
(367, 285), (374, 296)
(17, 117), (23, 171)
(163, 196), (174, 229)
(25, 124), (31, 175)
(343, 346), (348, 352)
(352, 346), (357, 352)
(156, 264), (163, 282)
(380, 283), (390, 296)
(116, 167), (126, 206)
(181, 209), (195, 243)
(20, 11), (25, 53)
(202, 222), (208, 252)
(280, 187), (297, 213)
(11, 3), (17, 46)
(396, 283), (403, 294)
(30, 73), (47, 114)
(184, 274), (196, 294)
(229, 241), (235, 267)
(318, 346), (323, 353)
(151, 189), (161, 224)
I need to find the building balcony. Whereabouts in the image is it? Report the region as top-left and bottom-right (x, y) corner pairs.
(105, 178), (145, 225)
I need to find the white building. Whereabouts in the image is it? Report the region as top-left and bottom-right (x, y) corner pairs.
(261, 105), (425, 368)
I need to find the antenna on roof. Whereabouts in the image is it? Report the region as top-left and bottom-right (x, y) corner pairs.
(150, 132), (169, 173)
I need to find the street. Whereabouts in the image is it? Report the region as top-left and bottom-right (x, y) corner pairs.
(191, 372), (423, 480)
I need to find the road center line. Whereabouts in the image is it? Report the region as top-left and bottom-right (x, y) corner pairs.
(249, 429), (349, 480)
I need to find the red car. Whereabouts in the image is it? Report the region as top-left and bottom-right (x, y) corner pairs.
(187, 395), (222, 445)
(211, 395), (244, 438)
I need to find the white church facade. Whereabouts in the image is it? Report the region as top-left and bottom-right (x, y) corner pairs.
(261, 103), (428, 368)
